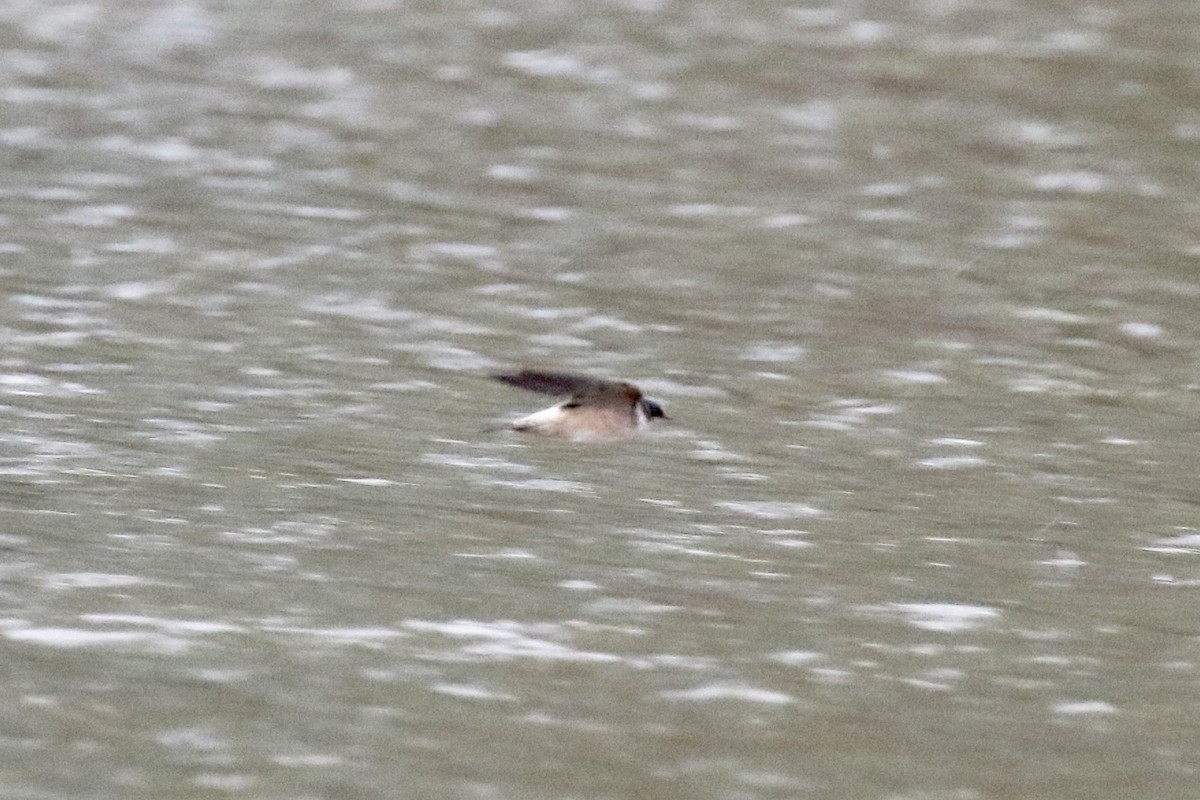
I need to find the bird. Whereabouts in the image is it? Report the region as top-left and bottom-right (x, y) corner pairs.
(492, 369), (669, 441)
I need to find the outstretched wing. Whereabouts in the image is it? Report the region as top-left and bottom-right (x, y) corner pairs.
(492, 370), (613, 398)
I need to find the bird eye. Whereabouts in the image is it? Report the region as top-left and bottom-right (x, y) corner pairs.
(642, 400), (666, 418)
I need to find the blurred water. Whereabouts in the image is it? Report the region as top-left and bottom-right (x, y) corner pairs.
(3, 1), (1200, 798)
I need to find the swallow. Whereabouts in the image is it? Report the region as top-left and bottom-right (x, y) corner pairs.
(492, 369), (669, 441)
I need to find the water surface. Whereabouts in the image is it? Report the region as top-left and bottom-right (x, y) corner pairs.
(3, 1), (1200, 798)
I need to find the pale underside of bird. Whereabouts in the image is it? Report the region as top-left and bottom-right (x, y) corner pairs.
(493, 370), (668, 441)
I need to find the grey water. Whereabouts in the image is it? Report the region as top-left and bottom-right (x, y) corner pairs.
(3, 1), (1200, 798)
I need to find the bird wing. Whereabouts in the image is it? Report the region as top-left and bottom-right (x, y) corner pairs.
(492, 370), (612, 398)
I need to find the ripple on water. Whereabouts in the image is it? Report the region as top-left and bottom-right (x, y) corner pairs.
(102, 279), (175, 299)
(258, 625), (407, 645)
(41, 573), (144, 589)
(403, 619), (624, 664)
(660, 683), (793, 704)
(482, 477), (593, 494)
(885, 369), (946, 385)
(454, 549), (539, 561)
(47, 203), (137, 228)
(1143, 531), (1200, 554)
(422, 453), (534, 473)
(82, 614), (246, 635)
(101, 237), (177, 254)
(1052, 700), (1117, 716)
(5, 627), (189, 652)
(916, 455), (989, 469)
(714, 501), (824, 519)
(432, 683), (517, 702)
(0, 432), (100, 476)
(409, 241), (503, 270)
(769, 650), (823, 666)
(883, 603), (1001, 633)
(123, 2), (217, 59)
(739, 343), (807, 363)
(804, 400), (902, 431)
(402, 343), (497, 371)
(1118, 321), (1163, 340)
(1031, 170), (1109, 193)
(502, 50), (617, 83)
(0, 373), (102, 397)
(927, 437), (985, 447)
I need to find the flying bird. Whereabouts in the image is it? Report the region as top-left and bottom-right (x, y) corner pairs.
(492, 369), (668, 441)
